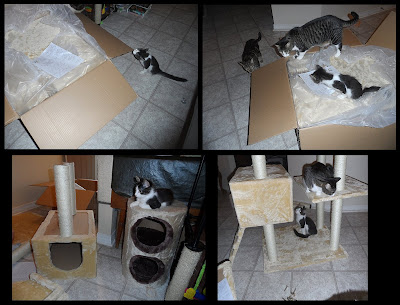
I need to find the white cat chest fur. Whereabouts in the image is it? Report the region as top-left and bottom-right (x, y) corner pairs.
(121, 200), (187, 300)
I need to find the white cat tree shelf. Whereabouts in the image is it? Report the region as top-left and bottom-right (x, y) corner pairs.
(228, 155), (368, 273)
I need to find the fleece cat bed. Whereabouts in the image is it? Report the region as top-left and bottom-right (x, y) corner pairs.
(122, 200), (187, 300)
(286, 45), (396, 129)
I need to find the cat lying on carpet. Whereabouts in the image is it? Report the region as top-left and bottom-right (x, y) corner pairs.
(310, 65), (381, 99)
(128, 176), (173, 209)
(275, 12), (359, 60)
(132, 48), (187, 82)
(293, 206), (317, 238)
(303, 161), (341, 196)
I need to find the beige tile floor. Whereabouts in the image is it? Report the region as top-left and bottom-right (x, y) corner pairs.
(202, 5), (396, 150)
(5, 4), (198, 149)
(218, 190), (368, 300)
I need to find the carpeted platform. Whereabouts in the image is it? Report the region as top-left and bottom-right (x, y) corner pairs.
(263, 225), (348, 273)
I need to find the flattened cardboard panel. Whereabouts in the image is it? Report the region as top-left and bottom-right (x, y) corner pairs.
(366, 11), (396, 50)
(248, 58), (297, 145)
(21, 60), (137, 149)
(76, 14), (133, 58)
(299, 124), (396, 150)
(5, 97), (19, 125)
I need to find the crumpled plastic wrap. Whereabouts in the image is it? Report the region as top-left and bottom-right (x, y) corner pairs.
(287, 45), (396, 128)
(4, 4), (108, 116)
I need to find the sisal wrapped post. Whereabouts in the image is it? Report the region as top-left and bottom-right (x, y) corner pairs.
(251, 155), (267, 179)
(63, 162), (76, 216)
(316, 155), (326, 229)
(54, 165), (73, 237)
(164, 245), (203, 300)
(330, 155), (347, 251)
(251, 155), (277, 262)
(263, 225), (277, 262)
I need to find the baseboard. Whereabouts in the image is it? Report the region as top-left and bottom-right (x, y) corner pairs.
(97, 232), (115, 247)
(12, 201), (38, 215)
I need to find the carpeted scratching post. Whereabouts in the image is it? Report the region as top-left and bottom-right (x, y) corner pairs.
(31, 163), (96, 279)
(330, 155), (347, 251)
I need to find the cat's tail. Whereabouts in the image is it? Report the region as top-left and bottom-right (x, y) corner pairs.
(159, 71), (188, 82)
(256, 32), (262, 42)
(342, 11), (359, 27)
(362, 86), (380, 94)
(293, 228), (310, 238)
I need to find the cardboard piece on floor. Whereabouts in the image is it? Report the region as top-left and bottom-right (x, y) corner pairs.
(32, 179), (97, 210)
(4, 13), (137, 149)
(248, 12), (396, 149)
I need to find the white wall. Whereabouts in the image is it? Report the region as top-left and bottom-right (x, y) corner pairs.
(288, 155), (368, 212)
(272, 4), (395, 30)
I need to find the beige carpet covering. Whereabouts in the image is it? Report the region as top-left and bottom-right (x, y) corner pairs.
(263, 225), (348, 273)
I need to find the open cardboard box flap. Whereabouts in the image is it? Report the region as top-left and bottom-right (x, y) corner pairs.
(4, 13), (137, 149)
(248, 11), (396, 149)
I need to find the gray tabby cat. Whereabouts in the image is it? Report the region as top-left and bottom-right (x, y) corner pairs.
(275, 12), (359, 60)
(303, 161), (341, 196)
(310, 65), (381, 99)
(238, 32), (263, 73)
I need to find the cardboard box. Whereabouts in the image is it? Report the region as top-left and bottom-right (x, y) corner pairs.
(5, 14), (137, 149)
(248, 12), (396, 149)
(32, 178), (97, 210)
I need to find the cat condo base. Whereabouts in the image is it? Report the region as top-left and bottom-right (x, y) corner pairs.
(263, 225), (348, 273)
(31, 210), (96, 279)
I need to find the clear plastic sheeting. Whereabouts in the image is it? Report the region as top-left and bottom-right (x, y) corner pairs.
(4, 4), (108, 116)
(287, 45), (396, 129)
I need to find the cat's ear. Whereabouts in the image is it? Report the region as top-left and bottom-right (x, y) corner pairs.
(316, 65), (322, 69)
(333, 177), (341, 182)
(134, 176), (141, 183)
(143, 179), (151, 188)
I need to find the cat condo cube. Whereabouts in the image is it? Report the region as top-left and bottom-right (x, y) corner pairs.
(229, 156), (293, 273)
(31, 163), (97, 279)
(122, 201), (187, 300)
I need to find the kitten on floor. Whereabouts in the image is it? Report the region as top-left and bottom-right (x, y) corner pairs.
(275, 12), (359, 60)
(132, 48), (187, 82)
(128, 176), (173, 209)
(293, 206), (317, 238)
(310, 65), (381, 99)
(238, 32), (263, 73)
(303, 161), (341, 196)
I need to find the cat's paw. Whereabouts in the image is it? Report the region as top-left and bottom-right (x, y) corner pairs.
(129, 201), (139, 208)
(140, 70), (146, 74)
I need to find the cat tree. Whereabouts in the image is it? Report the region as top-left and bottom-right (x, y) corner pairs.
(31, 163), (97, 279)
(229, 155), (368, 273)
(122, 200), (187, 300)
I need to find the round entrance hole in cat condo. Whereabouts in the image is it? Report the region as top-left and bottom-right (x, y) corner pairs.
(129, 255), (165, 284)
(130, 216), (173, 254)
